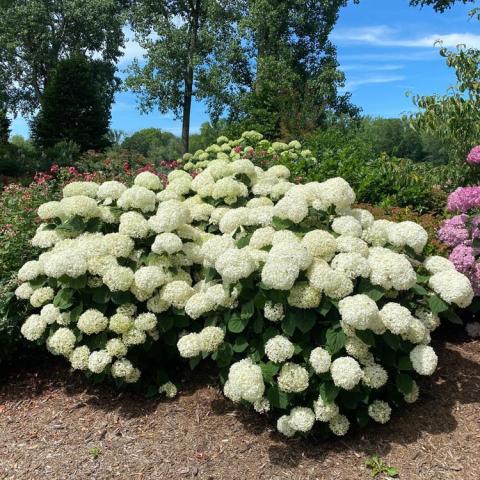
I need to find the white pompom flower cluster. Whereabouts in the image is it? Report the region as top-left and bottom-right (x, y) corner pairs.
(15, 132), (472, 439)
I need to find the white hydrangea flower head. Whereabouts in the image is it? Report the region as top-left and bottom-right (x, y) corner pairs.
(331, 216), (363, 238)
(134, 313), (158, 331)
(63, 181), (99, 198)
(60, 195), (100, 218)
(379, 302), (414, 335)
(134, 171), (163, 191)
(288, 407), (315, 433)
(96, 180), (127, 201)
(277, 363), (309, 393)
(18, 260), (44, 282)
(348, 208), (375, 229)
(106, 338), (128, 358)
(301, 230), (337, 260)
(46, 327), (76, 356)
(410, 345), (438, 376)
(428, 270), (474, 308)
(70, 345), (90, 370)
(309, 347), (331, 374)
(103, 233), (134, 258)
(330, 356), (363, 390)
(21, 314), (47, 341)
(119, 211), (150, 238)
(277, 415), (296, 437)
(43, 250), (87, 279)
(362, 364), (388, 389)
(424, 256), (456, 274)
(335, 235), (369, 257)
(331, 253), (371, 280)
(287, 282), (321, 309)
(103, 266), (134, 292)
(134, 266), (166, 293)
(159, 381), (178, 398)
(118, 185), (157, 213)
(274, 193), (309, 224)
(151, 232), (183, 255)
(318, 177), (356, 211)
(329, 414), (350, 436)
(313, 396), (339, 422)
(368, 400), (392, 424)
(253, 397), (270, 414)
(15, 283), (34, 300)
(225, 358), (265, 403)
(111, 358), (135, 379)
(261, 260), (300, 291)
(338, 294), (379, 330)
(40, 304), (62, 324)
(264, 335), (295, 363)
(263, 302), (285, 322)
(362, 219), (393, 247)
(177, 333), (201, 358)
(159, 281), (194, 309)
(38, 201), (64, 220)
(415, 308), (440, 332)
(125, 367), (141, 383)
(78, 309), (108, 335)
(368, 247), (416, 291)
(122, 327), (147, 346)
(198, 326), (225, 353)
(184, 293), (216, 319)
(88, 350), (112, 374)
(215, 248), (256, 284)
(387, 221), (428, 254)
(30, 287), (55, 308)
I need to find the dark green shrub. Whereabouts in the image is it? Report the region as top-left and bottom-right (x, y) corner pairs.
(31, 56), (117, 152)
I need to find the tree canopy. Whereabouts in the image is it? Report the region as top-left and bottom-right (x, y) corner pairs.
(31, 56), (116, 151)
(409, 0), (476, 12)
(0, 0), (127, 115)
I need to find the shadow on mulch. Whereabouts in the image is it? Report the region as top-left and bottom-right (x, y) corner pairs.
(1, 325), (479, 471)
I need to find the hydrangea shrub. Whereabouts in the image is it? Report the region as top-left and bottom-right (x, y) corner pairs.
(15, 132), (474, 437)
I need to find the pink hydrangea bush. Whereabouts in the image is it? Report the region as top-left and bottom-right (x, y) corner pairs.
(467, 146), (480, 166)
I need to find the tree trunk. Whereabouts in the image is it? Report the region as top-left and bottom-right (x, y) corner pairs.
(182, 66), (193, 154)
(181, 0), (200, 154)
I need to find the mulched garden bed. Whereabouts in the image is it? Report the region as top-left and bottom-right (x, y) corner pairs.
(1, 330), (479, 480)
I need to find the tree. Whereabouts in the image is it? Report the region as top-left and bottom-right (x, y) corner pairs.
(409, 0), (475, 11)
(31, 56), (116, 151)
(126, 0), (245, 153)
(122, 128), (182, 159)
(225, 0), (360, 139)
(0, 0), (127, 116)
(410, 46), (480, 162)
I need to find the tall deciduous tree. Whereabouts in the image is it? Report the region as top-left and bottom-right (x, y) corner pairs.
(0, 0), (127, 116)
(31, 56), (117, 151)
(224, 0), (360, 139)
(125, 0), (245, 153)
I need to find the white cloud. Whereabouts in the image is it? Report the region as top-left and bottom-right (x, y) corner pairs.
(342, 63), (404, 72)
(333, 26), (480, 49)
(343, 74), (406, 91)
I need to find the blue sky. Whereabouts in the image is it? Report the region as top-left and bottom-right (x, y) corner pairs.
(10, 0), (480, 138)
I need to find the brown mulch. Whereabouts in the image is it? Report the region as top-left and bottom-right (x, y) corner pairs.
(1, 334), (479, 480)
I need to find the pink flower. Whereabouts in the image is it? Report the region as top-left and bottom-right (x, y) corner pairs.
(447, 186), (480, 213)
(449, 244), (476, 273)
(467, 146), (480, 165)
(438, 215), (470, 247)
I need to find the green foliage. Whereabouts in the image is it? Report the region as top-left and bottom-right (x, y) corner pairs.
(365, 454), (398, 478)
(0, 0), (126, 115)
(122, 129), (182, 160)
(126, 0), (243, 152)
(31, 56), (116, 152)
(410, 0), (475, 12)
(410, 45), (480, 163)
(229, 0), (360, 139)
(0, 109), (10, 144)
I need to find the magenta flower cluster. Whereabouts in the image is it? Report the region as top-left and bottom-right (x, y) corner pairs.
(447, 186), (480, 213)
(467, 146), (480, 165)
(439, 189), (480, 294)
